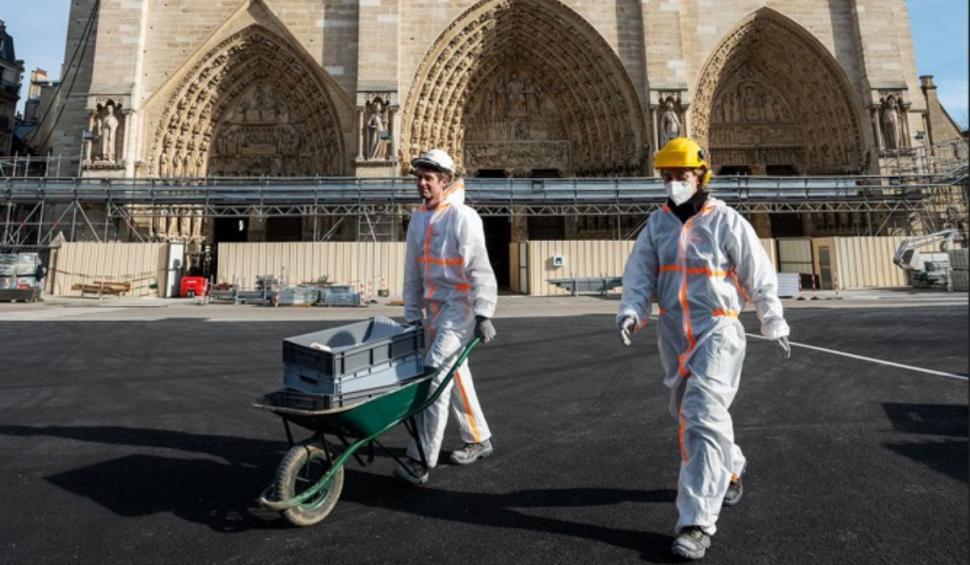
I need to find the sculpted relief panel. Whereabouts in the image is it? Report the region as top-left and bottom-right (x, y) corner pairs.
(709, 68), (807, 170)
(208, 83), (311, 176)
(148, 26), (345, 178)
(463, 67), (569, 174)
(401, 0), (647, 177)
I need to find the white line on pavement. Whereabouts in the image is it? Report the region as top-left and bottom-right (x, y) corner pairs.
(747, 334), (969, 382)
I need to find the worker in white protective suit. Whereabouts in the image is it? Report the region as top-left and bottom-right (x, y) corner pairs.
(617, 137), (791, 560)
(393, 148), (499, 486)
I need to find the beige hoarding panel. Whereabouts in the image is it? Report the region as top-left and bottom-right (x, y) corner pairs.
(50, 242), (168, 297)
(777, 238), (813, 274)
(520, 239), (779, 296)
(830, 237), (908, 289)
(759, 238), (778, 270)
(525, 240), (635, 296)
(217, 242), (407, 297)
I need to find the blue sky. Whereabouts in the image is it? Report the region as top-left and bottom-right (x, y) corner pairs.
(2, 0), (968, 126)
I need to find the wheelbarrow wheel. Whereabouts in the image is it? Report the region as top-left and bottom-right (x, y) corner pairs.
(272, 441), (344, 527)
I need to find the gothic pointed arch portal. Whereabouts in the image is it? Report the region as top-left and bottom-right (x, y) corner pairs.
(148, 25), (345, 178)
(402, 0), (647, 177)
(691, 8), (866, 175)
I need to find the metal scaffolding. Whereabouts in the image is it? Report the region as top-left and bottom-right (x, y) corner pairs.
(2, 171), (967, 251)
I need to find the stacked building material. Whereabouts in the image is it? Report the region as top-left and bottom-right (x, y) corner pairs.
(949, 248), (969, 291)
(0, 253), (43, 302)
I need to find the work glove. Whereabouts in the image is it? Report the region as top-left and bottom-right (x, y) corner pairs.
(474, 316), (496, 343)
(776, 336), (791, 359)
(618, 316), (636, 347)
(405, 319), (423, 330)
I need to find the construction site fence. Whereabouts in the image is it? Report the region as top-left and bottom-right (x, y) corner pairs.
(44, 236), (931, 299)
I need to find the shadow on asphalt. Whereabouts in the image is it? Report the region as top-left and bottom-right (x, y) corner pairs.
(881, 403), (969, 483)
(1, 423), (683, 559)
(340, 469), (681, 563)
(0, 424), (290, 533)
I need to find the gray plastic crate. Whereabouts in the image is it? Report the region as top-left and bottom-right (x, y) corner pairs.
(284, 354), (423, 395)
(282, 316), (425, 395)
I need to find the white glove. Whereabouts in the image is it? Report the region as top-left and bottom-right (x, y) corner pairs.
(776, 336), (791, 359)
(474, 316), (497, 343)
(618, 316), (636, 347)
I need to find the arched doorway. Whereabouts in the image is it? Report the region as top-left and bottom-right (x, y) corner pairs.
(692, 8), (865, 176)
(145, 25), (347, 243)
(148, 25), (345, 179)
(691, 8), (867, 237)
(401, 0), (648, 283)
(401, 0), (648, 178)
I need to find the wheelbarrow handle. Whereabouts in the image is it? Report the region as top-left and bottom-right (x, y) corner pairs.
(412, 336), (481, 415)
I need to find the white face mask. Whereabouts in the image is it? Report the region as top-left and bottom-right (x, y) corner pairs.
(664, 180), (696, 206)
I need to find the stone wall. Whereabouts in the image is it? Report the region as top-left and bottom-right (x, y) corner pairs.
(40, 0), (944, 178)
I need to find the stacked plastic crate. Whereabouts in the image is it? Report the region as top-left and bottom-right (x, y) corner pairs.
(280, 316), (426, 408)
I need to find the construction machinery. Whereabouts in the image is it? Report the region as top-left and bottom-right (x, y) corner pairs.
(892, 229), (961, 289)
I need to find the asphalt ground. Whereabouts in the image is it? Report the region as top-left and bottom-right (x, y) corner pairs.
(0, 306), (966, 564)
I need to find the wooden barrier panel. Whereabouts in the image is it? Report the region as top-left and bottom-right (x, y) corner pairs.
(823, 236), (908, 289)
(216, 242), (407, 297)
(514, 239), (778, 296)
(50, 242), (168, 297)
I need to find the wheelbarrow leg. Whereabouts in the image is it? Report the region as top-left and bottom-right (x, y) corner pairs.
(403, 416), (430, 471)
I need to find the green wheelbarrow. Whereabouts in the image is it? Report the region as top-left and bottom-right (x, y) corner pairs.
(255, 337), (480, 527)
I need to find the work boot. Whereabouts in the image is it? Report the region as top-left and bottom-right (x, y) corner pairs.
(392, 457), (429, 485)
(671, 526), (711, 561)
(449, 439), (493, 465)
(723, 465), (746, 507)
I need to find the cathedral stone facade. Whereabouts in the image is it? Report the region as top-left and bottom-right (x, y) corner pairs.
(30, 0), (965, 243)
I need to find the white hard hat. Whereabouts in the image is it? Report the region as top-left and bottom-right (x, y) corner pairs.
(411, 148), (456, 174)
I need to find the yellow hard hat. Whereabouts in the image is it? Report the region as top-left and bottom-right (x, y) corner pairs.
(654, 137), (707, 168)
(654, 137), (713, 186)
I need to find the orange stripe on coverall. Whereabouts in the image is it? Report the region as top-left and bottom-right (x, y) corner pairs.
(659, 265), (729, 277)
(673, 204), (716, 379)
(712, 309), (739, 318)
(453, 369), (482, 442)
(419, 256), (464, 266)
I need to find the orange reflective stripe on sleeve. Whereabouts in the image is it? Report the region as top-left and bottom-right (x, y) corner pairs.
(455, 283), (471, 292)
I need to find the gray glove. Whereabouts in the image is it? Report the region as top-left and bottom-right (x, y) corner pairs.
(474, 316), (496, 343)
(618, 316), (636, 347)
(776, 336), (791, 359)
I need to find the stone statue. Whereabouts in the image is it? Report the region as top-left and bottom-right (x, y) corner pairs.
(881, 96), (901, 150)
(659, 98), (682, 146)
(98, 104), (120, 162)
(365, 99), (388, 160)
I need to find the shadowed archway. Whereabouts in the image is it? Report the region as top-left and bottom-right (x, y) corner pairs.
(691, 8), (867, 175)
(402, 0), (648, 177)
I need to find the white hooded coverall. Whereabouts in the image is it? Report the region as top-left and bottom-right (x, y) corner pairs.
(404, 180), (498, 467)
(617, 197), (789, 535)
